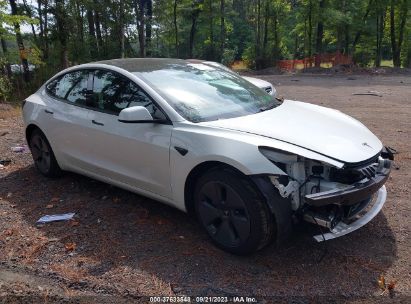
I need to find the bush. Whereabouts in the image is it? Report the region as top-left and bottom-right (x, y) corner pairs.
(0, 58), (12, 102)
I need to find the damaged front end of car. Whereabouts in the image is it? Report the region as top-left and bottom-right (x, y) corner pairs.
(258, 146), (394, 242)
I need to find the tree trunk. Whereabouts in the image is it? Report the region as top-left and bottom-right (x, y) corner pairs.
(375, 7), (386, 67)
(87, 9), (98, 58)
(22, 0), (38, 42)
(263, 0), (269, 50)
(75, 1), (84, 42)
(134, 0), (145, 57)
(55, 0), (69, 68)
(9, 0), (30, 82)
(37, 0), (47, 59)
(389, 0), (408, 67)
(189, 2), (200, 58)
(273, 10), (279, 61)
(208, 0), (214, 59)
(43, 0), (49, 59)
(93, 0), (103, 56)
(396, 0), (408, 67)
(308, 0), (312, 59)
(0, 36), (12, 77)
(315, 0), (325, 67)
(256, 0), (261, 59)
(37, 0), (44, 41)
(119, 0), (125, 58)
(352, 0), (372, 52)
(145, 0), (152, 56)
(173, 0), (179, 57)
(220, 0), (225, 60)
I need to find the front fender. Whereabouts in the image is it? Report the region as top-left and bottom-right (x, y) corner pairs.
(170, 124), (286, 211)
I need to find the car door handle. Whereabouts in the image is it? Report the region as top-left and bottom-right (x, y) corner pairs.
(44, 109), (54, 114)
(92, 120), (104, 126)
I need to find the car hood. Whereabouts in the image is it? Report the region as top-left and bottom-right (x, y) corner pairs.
(201, 100), (382, 164)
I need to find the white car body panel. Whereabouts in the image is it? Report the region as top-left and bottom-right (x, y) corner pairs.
(169, 122), (349, 211)
(201, 100), (382, 164)
(78, 110), (173, 198)
(22, 61), (384, 216)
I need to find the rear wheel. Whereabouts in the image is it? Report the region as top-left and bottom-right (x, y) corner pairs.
(29, 129), (62, 177)
(194, 168), (274, 255)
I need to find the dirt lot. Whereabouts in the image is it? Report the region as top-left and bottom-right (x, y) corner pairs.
(0, 74), (410, 303)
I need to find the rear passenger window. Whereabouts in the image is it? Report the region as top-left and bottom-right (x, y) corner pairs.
(46, 71), (90, 105)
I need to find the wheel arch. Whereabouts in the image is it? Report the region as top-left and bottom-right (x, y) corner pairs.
(184, 160), (293, 245)
(184, 161), (245, 216)
(25, 123), (42, 144)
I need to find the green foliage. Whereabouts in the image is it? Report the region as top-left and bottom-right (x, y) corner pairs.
(221, 47), (237, 65)
(0, 0), (409, 102)
(0, 57), (12, 102)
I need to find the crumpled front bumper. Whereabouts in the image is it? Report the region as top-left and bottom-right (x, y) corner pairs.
(313, 186), (387, 242)
(305, 165), (391, 207)
(304, 160), (391, 242)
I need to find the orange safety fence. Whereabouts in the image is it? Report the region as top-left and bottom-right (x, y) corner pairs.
(277, 51), (353, 71)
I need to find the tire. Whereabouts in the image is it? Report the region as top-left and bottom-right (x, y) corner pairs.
(29, 129), (62, 178)
(194, 167), (274, 255)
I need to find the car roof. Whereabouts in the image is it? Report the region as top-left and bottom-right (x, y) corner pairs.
(93, 58), (187, 73)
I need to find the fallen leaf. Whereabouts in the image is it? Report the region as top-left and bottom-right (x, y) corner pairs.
(378, 274), (386, 291)
(45, 204), (54, 209)
(4, 229), (13, 236)
(64, 242), (76, 251)
(387, 280), (397, 290)
(112, 197), (121, 203)
(69, 220), (79, 227)
(50, 197), (59, 203)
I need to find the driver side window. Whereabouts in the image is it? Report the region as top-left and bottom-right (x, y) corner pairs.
(91, 70), (166, 120)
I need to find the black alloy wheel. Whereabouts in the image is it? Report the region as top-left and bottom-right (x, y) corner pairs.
(194, 168), (274, 255)
(197, 180), (251, 247)
(29, 129), (62, 177)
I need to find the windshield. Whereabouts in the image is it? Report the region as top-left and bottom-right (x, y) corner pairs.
(135, 63), (280, 123)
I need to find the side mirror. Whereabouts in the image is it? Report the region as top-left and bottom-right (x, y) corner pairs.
(118, 106), (153, 123)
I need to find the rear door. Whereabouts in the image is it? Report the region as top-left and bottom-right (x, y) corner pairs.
(42, 70), (100, 171)
(85, 69), (173, 198)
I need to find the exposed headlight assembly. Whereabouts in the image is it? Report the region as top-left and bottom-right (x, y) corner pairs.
(259, 147), (304, 210)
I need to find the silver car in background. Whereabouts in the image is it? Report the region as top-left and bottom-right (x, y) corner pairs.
(188, 60), (277, 97)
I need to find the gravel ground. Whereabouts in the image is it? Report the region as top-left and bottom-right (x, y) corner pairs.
(0, 74), (410, 303)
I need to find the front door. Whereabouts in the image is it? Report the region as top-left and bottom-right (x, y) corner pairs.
(85, 69), (173, 198)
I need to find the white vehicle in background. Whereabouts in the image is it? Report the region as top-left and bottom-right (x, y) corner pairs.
(188, 59), (277, 97)
(10, 63), (36, 74)
(23, 58), (392, 255)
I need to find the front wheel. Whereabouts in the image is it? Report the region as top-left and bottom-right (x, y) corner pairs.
(29, 129), (62, 178)
(194, 168), (274, 255)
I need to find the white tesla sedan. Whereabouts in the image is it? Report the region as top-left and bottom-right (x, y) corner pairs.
(23, 58), (392, 255)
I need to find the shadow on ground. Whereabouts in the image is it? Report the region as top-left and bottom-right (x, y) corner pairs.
(1, 165), (397, 300)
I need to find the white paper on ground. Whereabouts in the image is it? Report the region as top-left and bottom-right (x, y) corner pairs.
(36, 213), (75, 224)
